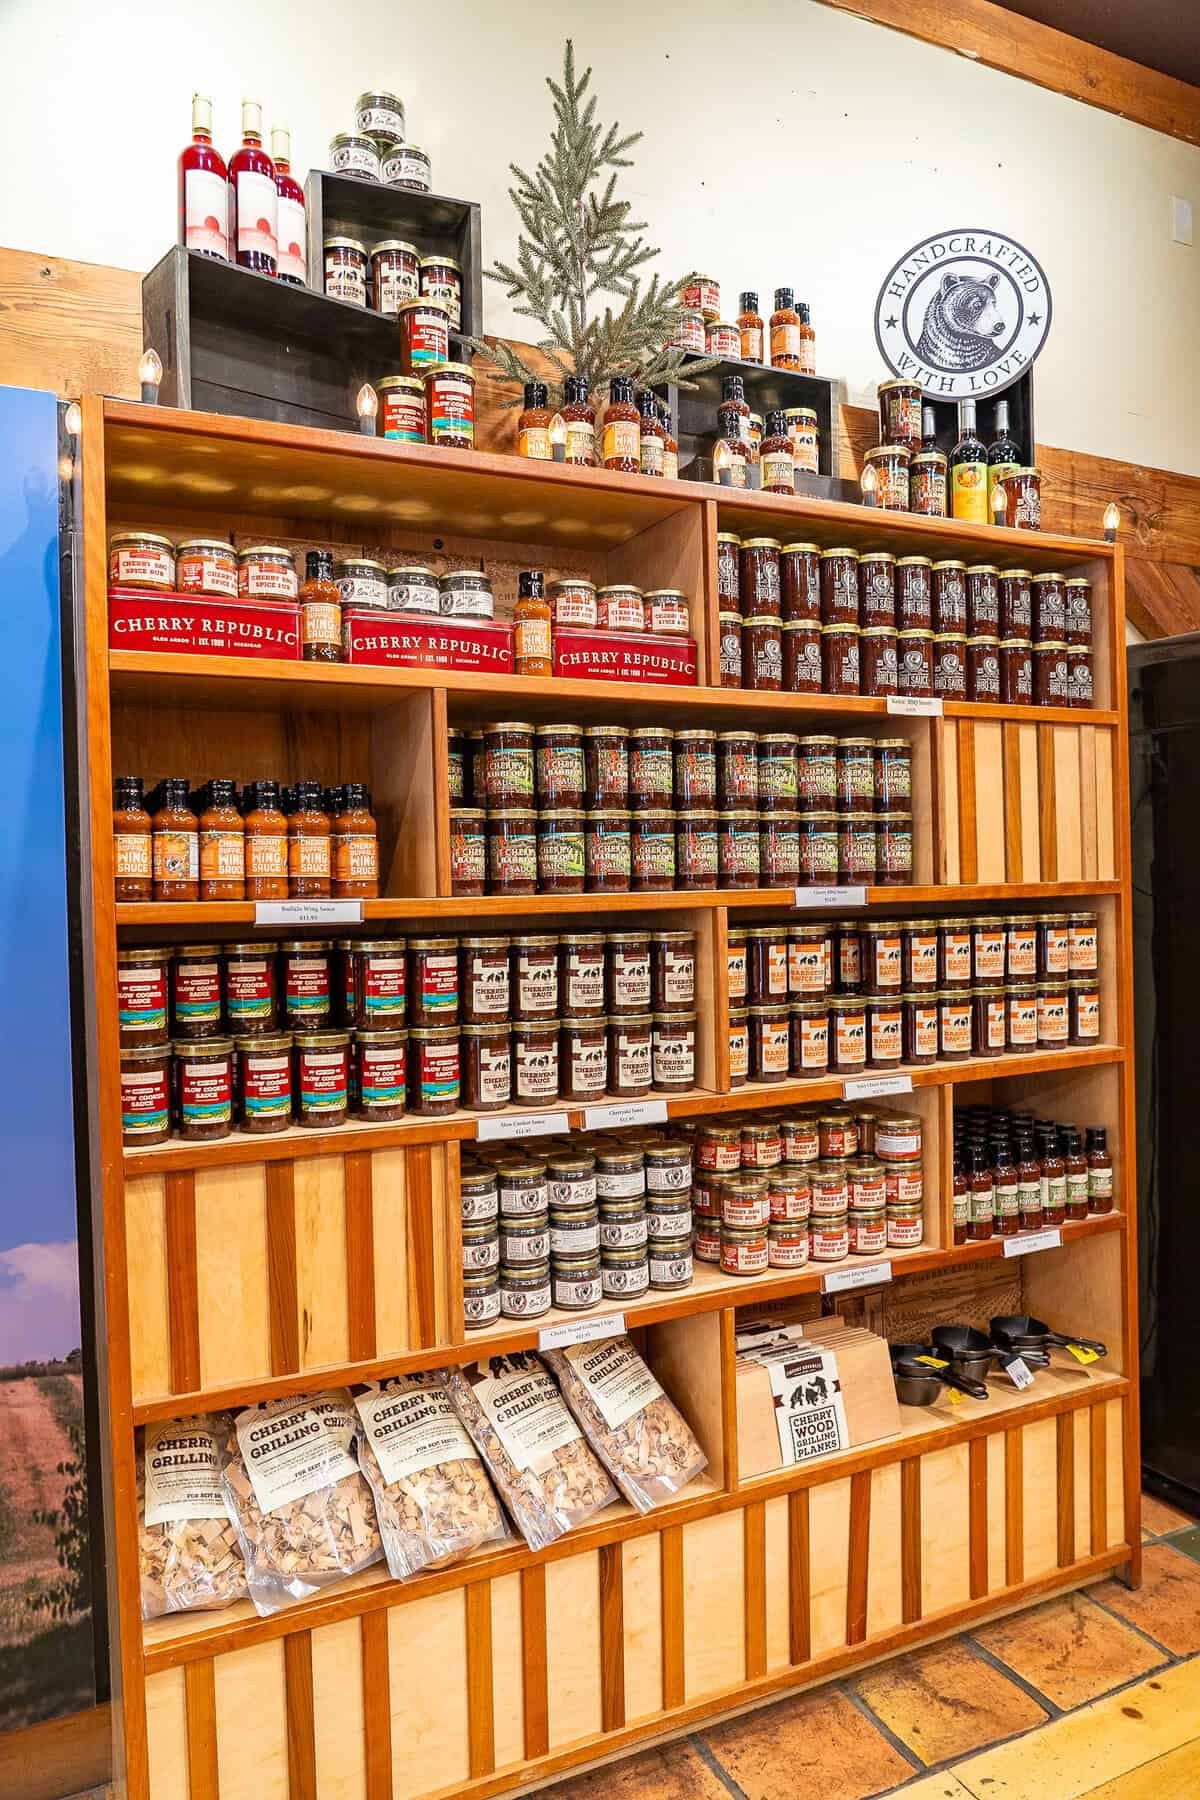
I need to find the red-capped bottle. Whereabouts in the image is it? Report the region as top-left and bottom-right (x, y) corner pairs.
(228, 99), (278, 276)
(270, 126), (306, 287)
(179, 95), (229, 262)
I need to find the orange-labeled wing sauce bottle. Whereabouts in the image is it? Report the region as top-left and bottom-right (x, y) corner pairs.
(602, 375), (640, 472)
(288, 779), (332, 897)
(333, 782), (380, 898)
(114, 775), (152, 901)
(514, 569), (552, 677)
(152, 778), (199, 902)
(243, 779), (289, 901)
(199, 777), (245, 901)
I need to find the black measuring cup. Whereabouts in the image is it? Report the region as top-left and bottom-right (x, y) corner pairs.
(990, 1314), (1107, 1359)
(889, 1341), (988, 1402)
(931, 1323), (1049, 1381)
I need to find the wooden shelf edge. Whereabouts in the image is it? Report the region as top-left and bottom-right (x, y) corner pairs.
(114, 881), (1123, 929)
(106, 650), (1119, 730)
(101, 399), (1116, 563)
(140, 1370), (1128, 1673)
(129, 1212), (1124, 1421)
(123, 1044), (1126, 1173)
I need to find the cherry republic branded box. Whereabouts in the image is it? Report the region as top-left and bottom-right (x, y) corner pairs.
(108, 589), (301, 660)
(343, 611), (515, 672)
(553, 630), (698, 686)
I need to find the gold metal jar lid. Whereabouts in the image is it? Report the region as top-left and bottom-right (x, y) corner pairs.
(377, 375), (425, 394)
(820, 546), (861, 559)
(419, 253), (462, 271)
(323, 235), (368, 254)
(373, 239), (420, 258)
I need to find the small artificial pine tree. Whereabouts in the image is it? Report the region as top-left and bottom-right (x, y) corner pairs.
(465, 39), (716, 406)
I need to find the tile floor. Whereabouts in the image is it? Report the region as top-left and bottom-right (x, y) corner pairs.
(535, 1493), (1200, 1800)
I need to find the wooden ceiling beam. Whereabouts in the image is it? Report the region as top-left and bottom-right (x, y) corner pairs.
(816, 0), (1200, 147)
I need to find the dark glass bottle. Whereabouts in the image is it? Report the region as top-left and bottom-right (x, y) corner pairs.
(718, 374), (751, 457)
(1015, 1125), (1043, 1232)
(993, 1132), (1019, 1236)
(562, 374), (596, 466)
(952, 1153), (969, 1246)
(519, 381), (552, 461)
(967, 1145), (994, 1241)
(987, 398), (1022, 521)
(1086, 1125), (1113, 1215)
(1063, 1126), (1089, 1221)
(950, 398), (988, 524)
(797, 301), (816, 374)
(638, 391), (666, 477)
(921, 405), (939, 452)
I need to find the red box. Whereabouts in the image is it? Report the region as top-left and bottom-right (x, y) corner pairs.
(344, 611), (515, 672)
(108, 589), (301, 660)
(553, 630), (698, 686)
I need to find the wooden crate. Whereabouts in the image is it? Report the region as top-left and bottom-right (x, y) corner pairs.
(77, 400), (1139, 1800)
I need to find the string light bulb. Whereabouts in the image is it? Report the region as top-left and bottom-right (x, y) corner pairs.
(64, 401), (82, 437)
(860, 462), (878, 509)
(1103, 501), (1120, 542)
(549, 412), (567, 462)
(139, 347), (163, 404)
(356, 382), (379, 436)
(991, 481), (1008, 526)
(712, 438), (734, 486)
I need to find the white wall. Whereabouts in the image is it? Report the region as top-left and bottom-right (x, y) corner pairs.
(2, 0), (1199, 477)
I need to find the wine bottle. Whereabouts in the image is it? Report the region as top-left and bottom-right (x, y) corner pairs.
(950, 398), (988, 524)
(228, 99), (278, 276)
(179, 95), (228, 262)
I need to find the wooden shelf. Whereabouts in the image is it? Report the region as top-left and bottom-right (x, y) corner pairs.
(123, 1043), (1125, 1173)
(107, 649), (1120, 729)
(140, 1352), (1127, 1674)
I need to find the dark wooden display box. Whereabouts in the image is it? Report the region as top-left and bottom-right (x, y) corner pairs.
(305, 170), (483, 339)
(918, 368), (1036, 467)
(654, 352), (842, 487)
(142, 246), (471, 434)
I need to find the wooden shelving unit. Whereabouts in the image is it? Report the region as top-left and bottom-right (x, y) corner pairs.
(79, 397), (1138, 1800)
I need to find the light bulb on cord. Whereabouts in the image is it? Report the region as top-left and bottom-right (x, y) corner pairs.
(860, 462), (878, 509)
(713, 438), (734, 487)
(139, 348), (163, 404)
(64, 401), (82, 437)
(991, 481), (1008, 526)
(549, 412), (567, 462)
(1103, 501), (1120, 542)
(357, 383), (379, 436)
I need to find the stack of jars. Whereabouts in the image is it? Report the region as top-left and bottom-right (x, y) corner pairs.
(715, 535), (1093, 709)
(449, 720), (913, 895)
(952, 1105), (1114, 1243)
(725, 909), (1101, 1085)
(692, 1103), (925, 1275)
(460, 1130), (695, 1326)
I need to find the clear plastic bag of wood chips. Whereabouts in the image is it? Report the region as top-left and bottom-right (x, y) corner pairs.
(446, 1352), (617, 1551)
(222, 1389), (383, 1615)
(542, 1335), (707, 1513)
(138, 1414), (248, 1618)
(353, 1373), (509, 1580)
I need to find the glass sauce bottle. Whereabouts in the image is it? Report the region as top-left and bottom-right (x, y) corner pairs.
(152, 778), (199, 902)
(113, 775), (152, 901)
(797, 301), (816, 374)
(1086, 1126), (1113, 1214)
(770, 287), (802, 370)
(300, 549), (342, 664)
(993, 1135), (1019, 1237)
(967, 1145), (994, 1241)
(1015, 1126), (1043, 1232)
(228, 98), (278, 276)
(514, 569), (552, 677)
(199, 778), (245, 901)
(334, 783), (380, 898)
(952, 1154), (969, 1246)
(562, 375), (596, 466)
(270, 126), (306, 286)
(289, 780), (332, 898)
(179, 93), (229, 262)
(518, 381), (552, 461)
(718, 374), (751, 459)
(660, 406), (679, 480)
(1063, 1127), (1089, 1221)
(602, 375), (640, 472)
(759, 408), (795, 494)
(638, 391), (665, 476)
(1039, 1125), (1067, 1226)
(243, 780), (289, 900)
(737, 290), (764, 363)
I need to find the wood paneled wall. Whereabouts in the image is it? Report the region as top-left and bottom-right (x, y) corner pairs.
(2, 240), (1195, 635)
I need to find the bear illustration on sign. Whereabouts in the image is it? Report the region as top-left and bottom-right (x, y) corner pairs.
(916, 271), (1006, 373)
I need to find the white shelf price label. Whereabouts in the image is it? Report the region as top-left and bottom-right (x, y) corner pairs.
(1003, 1228), (1062, 1258)
(476, 1110), (570, 1143)
(582, 1100), (669, 1131)
(886, 695), (943, 717)
(254, 899), (364, 925)
(793, 885), (867, 909)
(538, 1312), (625, 1352)
(1005, 1357), (1036, 1390)
(822, 1260), (893, 1295)
(842, 1073), (913, 1101)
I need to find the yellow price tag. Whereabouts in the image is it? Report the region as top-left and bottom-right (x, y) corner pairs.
(915, 1355), (949, 1368)
(1067, 1343), (1101, 1365)
(947, 1387), (964, 1404)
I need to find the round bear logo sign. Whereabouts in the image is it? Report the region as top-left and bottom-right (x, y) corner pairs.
(874, 228), (1052, 398)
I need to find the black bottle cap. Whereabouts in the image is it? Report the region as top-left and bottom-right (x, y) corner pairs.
(740, 291), (759, 314)
(721, 374), (746, 403)
(294, 780), (324, 810)
(342, 782), (370, 809)
(245, 779), (281, 811)
(799, 302), (811, 323)
(660, 406), (673, 433)
(306, 549), (334, 582)
(519, 570), (545, 598)
(159, 777), (193, 809)
(1086, 1126), (1107, 1151)
(638, 389), (660, 420)
(324, 786), (344, 813)
(208, 778), (238, 806)
(113, 775), (144, 807)
(774, 287), (794, 311)
(524, 381), (549, 410)
(766, 409), (788, 438)
(564, 374), (590, 404)
(609, 375), (634, 403)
